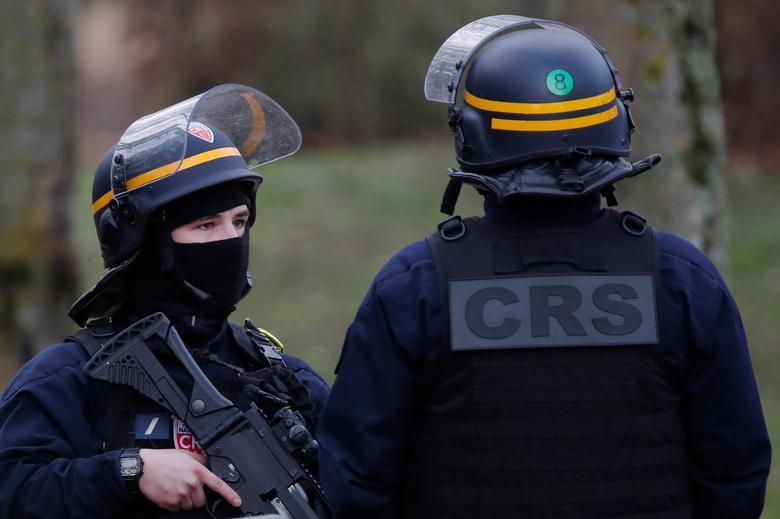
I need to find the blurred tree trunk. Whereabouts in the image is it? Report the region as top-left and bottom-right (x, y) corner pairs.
(542, 0), (728, 268)
(0, 0), (79, 380)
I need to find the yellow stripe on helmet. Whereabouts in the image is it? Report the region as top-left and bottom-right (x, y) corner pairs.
(464, 88), (616, 115)
(491, 104), (619, 133)
(92, 146), (242, 214)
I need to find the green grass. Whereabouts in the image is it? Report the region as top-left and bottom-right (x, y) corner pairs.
(728, 175), (780, 517)
(14, 141), (780, 514)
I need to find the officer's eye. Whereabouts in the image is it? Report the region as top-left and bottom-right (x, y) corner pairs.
(197, 221), (215, 231)
(233, 218), (248, 229)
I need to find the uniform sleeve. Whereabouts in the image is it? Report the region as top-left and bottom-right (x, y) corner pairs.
(682, 286), (771, 518)
(660, 236), (771, 518)
(0, 347), (128, 519)
(317, 244), (438, 518)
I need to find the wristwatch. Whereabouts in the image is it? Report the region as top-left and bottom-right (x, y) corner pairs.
(118, 448), (144, 494)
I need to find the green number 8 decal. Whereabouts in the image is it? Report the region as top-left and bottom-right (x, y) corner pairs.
(546, 69), (573, 95)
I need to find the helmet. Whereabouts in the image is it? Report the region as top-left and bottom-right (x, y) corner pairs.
(458, 28), (632, 169)
(92, 127), (260, 268)
(70, 84), (302, 325)
(94, 83), (301, 268)
(425, 16), (659, 208)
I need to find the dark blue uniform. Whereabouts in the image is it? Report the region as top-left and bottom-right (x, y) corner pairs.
(0, 321), (329, 519)
(318, 200), (771, 518)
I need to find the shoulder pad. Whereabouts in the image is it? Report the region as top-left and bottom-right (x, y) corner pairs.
(65, 318), (118, 357)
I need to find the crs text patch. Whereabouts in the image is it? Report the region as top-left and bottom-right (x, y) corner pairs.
(449, 274), (658, 350)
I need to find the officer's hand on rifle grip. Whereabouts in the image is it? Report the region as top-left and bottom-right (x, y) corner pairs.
(138, 448), (242, 512)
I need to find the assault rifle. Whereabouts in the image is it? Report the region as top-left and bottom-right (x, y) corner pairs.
(85, 312), (331, 518)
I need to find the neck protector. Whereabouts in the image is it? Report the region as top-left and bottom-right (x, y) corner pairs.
(439, 154), (661, 215)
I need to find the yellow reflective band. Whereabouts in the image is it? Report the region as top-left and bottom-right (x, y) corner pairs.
(91, 146), (242, 214)
(465, 88), (616, 115)
(491, 104), (619, 132)
(258, 327), (285, 352)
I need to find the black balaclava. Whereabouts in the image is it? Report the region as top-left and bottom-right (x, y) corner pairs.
(125, 183), (253, 345)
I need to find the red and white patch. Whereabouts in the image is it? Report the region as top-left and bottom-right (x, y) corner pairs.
(187, 122), (214, 143)
(173, 416), (204, 455)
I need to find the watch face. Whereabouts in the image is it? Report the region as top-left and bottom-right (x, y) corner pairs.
(120, 457), (140, 477)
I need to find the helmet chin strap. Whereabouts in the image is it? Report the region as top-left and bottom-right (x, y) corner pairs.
(600, 185), (619, 207)
(440, 176), (464, 216)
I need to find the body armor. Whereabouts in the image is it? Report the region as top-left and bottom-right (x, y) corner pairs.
(401, 210), (691, 518)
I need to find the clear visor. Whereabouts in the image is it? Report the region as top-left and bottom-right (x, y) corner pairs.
(113, 84), (301, 195)
(424, 15), (595, 104)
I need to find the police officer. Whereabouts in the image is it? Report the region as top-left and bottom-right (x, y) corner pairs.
(317, 16), (770, 518)
(0, 84), (329, 518)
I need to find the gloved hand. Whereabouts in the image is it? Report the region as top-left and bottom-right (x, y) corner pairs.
(236, 366), (316, 426)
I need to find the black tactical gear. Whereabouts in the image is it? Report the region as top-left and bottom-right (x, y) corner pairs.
(67, 319), (316, 519)
(400, 209), (691, 518)
(317, 14), (770, 519)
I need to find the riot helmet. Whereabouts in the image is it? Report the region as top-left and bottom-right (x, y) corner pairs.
(425, 16), (660, 211)
(70, 84), (302, 326)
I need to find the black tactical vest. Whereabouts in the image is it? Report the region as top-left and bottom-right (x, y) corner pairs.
(402, 209), (691, 519)
(69, 320), (283, 519)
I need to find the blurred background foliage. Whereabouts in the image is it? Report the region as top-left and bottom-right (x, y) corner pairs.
(79, 0), (779, 165)
(1, 0), (779, 514)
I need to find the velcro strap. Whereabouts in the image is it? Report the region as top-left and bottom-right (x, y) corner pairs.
(517, 235), (607, 272)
